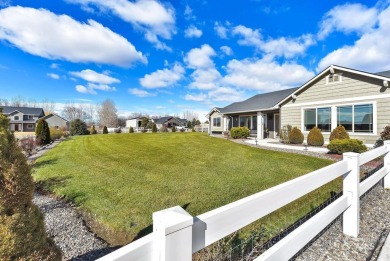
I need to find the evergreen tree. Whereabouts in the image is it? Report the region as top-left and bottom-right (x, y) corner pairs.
(70, 119), (89, 136)
(103, 126), (108, 134)
(0, 111), (61, 260)
(152, 123), (157, 133)
(35, 119), (51, 145)
(172, 126), (176, 132)
(129, 127), (134, 133)
(90, 125), (97, 135)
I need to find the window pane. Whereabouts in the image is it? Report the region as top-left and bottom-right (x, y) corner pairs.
(239, 116), (251, 128)
(317, 107), (331, 132)
(337, 106), (353, 131)
(304, 109), (316, 131)
(354, 104), (373, 133)
(252, 116), (257, 130)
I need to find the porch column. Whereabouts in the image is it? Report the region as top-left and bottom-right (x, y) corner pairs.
(223, 116), (228, 132)
(208, 116), (211, 135)
(257, 112), (263, 140)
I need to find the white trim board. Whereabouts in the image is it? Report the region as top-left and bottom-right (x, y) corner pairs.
(283, 93), (390, 108)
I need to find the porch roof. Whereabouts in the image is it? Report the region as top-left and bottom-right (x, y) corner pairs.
(219, 87), (299, 114)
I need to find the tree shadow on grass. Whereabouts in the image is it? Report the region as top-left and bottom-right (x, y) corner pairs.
(132, 202), (191, 241)
(35, 176), (71, 193)
(33, 158), (58, 169)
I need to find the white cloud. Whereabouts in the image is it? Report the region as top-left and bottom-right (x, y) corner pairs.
(214, 21), (229, 39)
(184, 25), (202, 38)
(0, 6), (146, 66)
(317, 5), (390, 72)
(318, 3), (378, 40)
(184, 5), (195, 20)
(47, 73), (60, 80)
(87, 83), (116, 91)
(66, 0), (176, 50)
(223, 58), (314, 92)
(232, 25), (315, 59)
(184, 44), (216, 69)
(70, 69), (120, 84)
(189, 68), (221, 90)
(220, 46), (233, 56)
(184, 93), (207, 102)
(208, 87), (244, 102)
(76, 84), (97, 94)
(140, 64), (185, 88)
(129, 88), (156, 97)
(50, 63), (59, 69)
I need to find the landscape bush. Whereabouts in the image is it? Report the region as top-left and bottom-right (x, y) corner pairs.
(35, 119), (51, 145)
(160, 126), (168, 132)
(329, 125), (350, 141)
(114, 127), (122, 134)
(152, 124), (157, 133)
(230, 127), (250, 139)
(192, 127), (195, 132)
(70, 119), (89, 136)
(375, 125), (390, 147)
(307, 127), (324, 146)
(279, 124), (292, 143)
(0, 112), (61, 260)
(327, 139), (367, 154)
(103, 126), (108, 134)
(288, 127), (304, 144)
(129, 127), (134, 133)
(90, 125), (97, 135)
(19, 136), (36, 156)
(50, 127), (64, 140)
(172, 126), (176, 132)
(180, 128), (185, 132)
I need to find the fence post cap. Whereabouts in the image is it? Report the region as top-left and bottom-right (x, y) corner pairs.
(343, 152), (360, 158)
(153, 206), (193, 235)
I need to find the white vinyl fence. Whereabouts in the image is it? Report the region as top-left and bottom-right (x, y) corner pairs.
(98, 141), (390, 261)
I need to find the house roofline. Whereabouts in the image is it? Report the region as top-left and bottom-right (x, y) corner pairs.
(276, 64), (390, 107)
(221, 107), (277, 115)
(41, 113), (69, 122)
(206, 107), (221, 118)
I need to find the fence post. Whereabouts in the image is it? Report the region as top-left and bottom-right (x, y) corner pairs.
(342, 152), (360, 238)
(384, 141), (390, 189)
(153, 206), (194, 261)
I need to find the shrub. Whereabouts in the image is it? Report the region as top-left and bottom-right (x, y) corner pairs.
(50, 127), (64, 140)
(288, 127), (304, 144)
(279, 125), (292, 143)
(141, 129), (147, 133)
(103, 126), (108, 134)
(129, 127), (134, 133)
(180, 128), (185, 132)
(70, 119), (89, 136)
(307, 127), (324, 146)
(19, 136), (36, 155)
(35, 119), (51, 145)
(152, 124), (157, 133)
(90, 125), (97, 135)
(230, 127), (250, 139)
(329, 125), (350, 141)
(374, 125), (390, 147)
(160, 126), (168, 132)
(327, 139), (367, 154)
(0, 113), (62, 260)
(114, 127), (122, 133)
(172, 126), (176, 132)
(192, 127), (195, 132)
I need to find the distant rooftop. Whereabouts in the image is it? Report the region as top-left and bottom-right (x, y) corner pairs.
(0, 106), (44, 116)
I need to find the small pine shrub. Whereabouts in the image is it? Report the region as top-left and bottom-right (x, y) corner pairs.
(90, 125), (97, 135)
(152, 124), (157, 133)
(307, 127), (324, 146)
(70, 119), (89, 136)
(230, 127), (250, 139)
(35, 119), (51, 145)
(19, 136), (36, 155)
(327, 139), (367, 154)
(129, 127), (134, 133)
(329, 125), (350, 141)
(172, 126), (176, 132)
(192, 127), (195, 132)
(288, 127), (304, 144)
(279, 125), (292, 144)
(103, 126), (108, 134)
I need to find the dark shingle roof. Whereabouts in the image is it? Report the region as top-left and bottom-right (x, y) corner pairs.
(375, 70), (390, 77)
(153, 116), (172, 124)
(0, 106), (44, 116)
(219, 88), (299, 114)
(41, 113), (69, 122)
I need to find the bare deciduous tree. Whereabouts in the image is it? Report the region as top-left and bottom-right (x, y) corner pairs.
(98, 99), (118, 127)
(182, 110), (199, 121)
(0, 98), (9, 106)
(11, 95), (27, 107)
(40, 98), (56, 114)
(62, 104), (84, 122)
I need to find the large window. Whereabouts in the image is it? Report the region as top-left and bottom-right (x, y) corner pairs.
(337, 106), (353, 131)
(213, 117), (221, 127)
(304, 107), (331, 132)
(239, 116), (251, 128)
(354, 104), (373, 133)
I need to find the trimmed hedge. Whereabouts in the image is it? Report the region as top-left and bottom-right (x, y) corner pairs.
(307, 127), (324, 146)
(327, 139), (367, 154)
(230, 127), (250, 139)
(129, 127), (134, 133)
(288, 127), (304, 144)
(329, 125), (350, 141)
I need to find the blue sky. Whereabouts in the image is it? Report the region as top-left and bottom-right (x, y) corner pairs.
(0, 0), (388, 121)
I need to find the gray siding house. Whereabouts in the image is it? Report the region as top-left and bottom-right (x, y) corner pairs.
(41, 113), (69, 130)
(0, 106), (45, 132)
(208, 65), (390, 144)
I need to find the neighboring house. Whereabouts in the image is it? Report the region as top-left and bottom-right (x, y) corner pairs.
(41, 113), (69, 130)
(0, 106), (45, 132)
(126, 117), (145, 131)
(152, 116), (184, 129)
(208, 65), (390, 144)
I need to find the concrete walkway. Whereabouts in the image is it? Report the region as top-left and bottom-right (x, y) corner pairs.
(244, 138), (330, 153)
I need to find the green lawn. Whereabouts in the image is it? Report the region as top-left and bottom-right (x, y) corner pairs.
(33, 133), (337, 245)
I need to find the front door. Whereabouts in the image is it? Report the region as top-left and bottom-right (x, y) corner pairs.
(274, 114), (280, 138)
(14, 124), (19, 131)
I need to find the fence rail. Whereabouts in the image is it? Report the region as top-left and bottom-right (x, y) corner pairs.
(98, 141), (390, 261)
